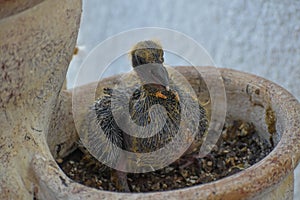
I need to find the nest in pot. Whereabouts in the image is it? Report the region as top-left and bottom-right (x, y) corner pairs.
(58, 40), (274, 192)
(58, 118), (274, 192)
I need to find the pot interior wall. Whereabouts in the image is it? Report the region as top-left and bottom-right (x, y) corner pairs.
(220, 71), (281, 147)
(171, 67), (281, 148)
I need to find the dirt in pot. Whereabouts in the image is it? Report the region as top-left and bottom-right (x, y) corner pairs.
(57, 120), (274, 192)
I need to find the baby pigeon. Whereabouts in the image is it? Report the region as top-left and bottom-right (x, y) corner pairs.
(92, 40), (208, 191)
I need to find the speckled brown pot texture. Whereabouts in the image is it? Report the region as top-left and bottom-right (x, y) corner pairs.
(0, 0), (81, 199)
(43, 66), (300, 200)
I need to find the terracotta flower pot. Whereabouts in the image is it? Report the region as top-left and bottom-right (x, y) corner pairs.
(0, 0), (81, 199)
(43, 66), (300, 200)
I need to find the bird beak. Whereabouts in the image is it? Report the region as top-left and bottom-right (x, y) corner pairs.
(152, 64), (169, 91)
(135, 63), (170, 91)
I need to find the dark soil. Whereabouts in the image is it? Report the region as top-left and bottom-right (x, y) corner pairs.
(58, 120), (274, 192)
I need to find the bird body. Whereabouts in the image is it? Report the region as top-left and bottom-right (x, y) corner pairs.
(88, 40), (208, 191)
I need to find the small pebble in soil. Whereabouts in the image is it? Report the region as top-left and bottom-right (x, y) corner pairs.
(58, 120), (274, 192)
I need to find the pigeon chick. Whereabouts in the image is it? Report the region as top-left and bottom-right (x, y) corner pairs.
(92, 40), (208, 192)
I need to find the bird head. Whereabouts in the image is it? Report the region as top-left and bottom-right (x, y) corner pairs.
(130, 40), (169, 91)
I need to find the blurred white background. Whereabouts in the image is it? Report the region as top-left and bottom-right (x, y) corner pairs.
(67, 0), (300, 198)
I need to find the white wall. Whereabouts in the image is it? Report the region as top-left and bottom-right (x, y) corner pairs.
(67, 0), (300, 198)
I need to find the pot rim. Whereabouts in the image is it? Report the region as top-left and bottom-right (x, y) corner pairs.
(40, 66), (300, 199)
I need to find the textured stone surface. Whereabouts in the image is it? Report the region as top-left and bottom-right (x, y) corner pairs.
(0, 0), (81, 199)
(67, 1), (300, 198)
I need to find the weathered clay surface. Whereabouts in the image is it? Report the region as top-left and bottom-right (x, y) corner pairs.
(45, 66), (300, 200)
(0, 0), (81, 199)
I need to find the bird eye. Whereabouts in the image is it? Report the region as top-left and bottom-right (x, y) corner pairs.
(160, 56), (164, 63)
